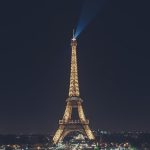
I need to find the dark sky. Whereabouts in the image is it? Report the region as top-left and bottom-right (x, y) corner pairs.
(0, 0), (150, 134)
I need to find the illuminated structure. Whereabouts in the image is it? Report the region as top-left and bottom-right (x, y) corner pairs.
(53, 33), (95, 144)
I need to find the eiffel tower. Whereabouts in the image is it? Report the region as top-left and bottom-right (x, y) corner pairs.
(53, 33), (95, 144)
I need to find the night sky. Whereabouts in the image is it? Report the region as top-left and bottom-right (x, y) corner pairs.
(0, 0), (150, 134)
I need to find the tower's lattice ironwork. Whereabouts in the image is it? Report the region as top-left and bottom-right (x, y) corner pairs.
(53, 36), (95, 144)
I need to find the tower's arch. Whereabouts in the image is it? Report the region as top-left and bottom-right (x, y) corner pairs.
(59, 129), (86, 142)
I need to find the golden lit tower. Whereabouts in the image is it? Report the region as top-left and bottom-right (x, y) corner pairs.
(53, 33), (95, 144)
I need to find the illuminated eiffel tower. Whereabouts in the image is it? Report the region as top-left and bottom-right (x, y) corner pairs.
(53, 33), (95, 144)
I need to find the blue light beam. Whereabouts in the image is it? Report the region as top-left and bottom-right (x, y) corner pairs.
(75, 0), (105, 38)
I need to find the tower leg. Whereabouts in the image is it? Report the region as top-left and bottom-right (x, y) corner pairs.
(78, 101), (95, 140)
(53, 125), (65, 144)
(83, 125), (95, 140)
(53, 102), (72, 144)
(63, 102), (72, 121)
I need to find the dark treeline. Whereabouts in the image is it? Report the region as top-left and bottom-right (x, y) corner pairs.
(0, 135), (50, 145)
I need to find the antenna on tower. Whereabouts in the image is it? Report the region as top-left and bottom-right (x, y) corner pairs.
(73, 29), (75, 39)
(72, 29), (76, 40)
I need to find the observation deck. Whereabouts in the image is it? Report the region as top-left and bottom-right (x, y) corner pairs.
(59, 119), (89, 125)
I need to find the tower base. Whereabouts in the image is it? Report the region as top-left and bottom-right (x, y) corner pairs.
(53, 97), (95, 144)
